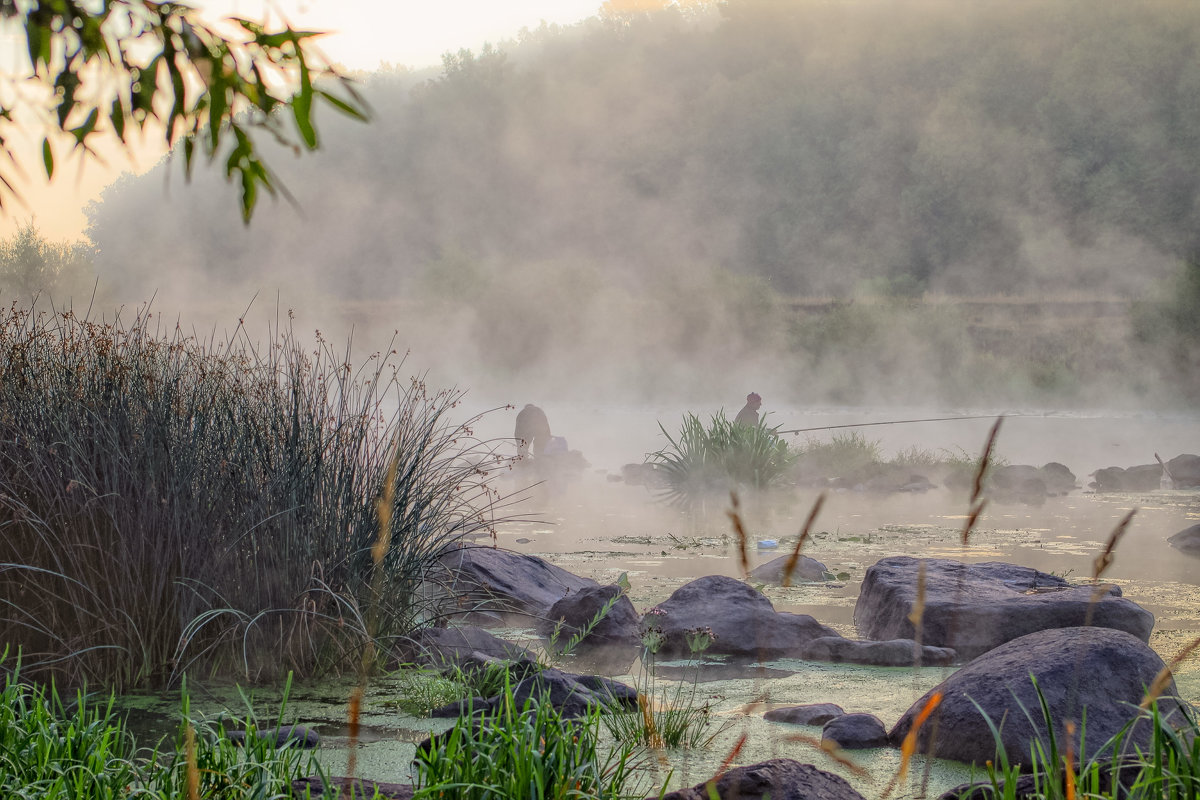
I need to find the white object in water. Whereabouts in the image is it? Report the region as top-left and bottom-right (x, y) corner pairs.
(757, 539), (778, 549)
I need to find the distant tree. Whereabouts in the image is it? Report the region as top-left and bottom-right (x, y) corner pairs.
(0, 0), (369, 222)
(0, 222), (95, 300)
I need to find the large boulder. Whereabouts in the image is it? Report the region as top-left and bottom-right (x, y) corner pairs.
(749, 554), (830, 584)
(434, 545), (598, 623)
(890, 626), (1189, 767)
(854, 556), (1154, 660)
(537, 584), (641, 649)
(654, 758), (866, 800)
(648, 575), (841, 660)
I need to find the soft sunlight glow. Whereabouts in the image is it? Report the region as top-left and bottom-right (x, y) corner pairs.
(0, 0), (600, 240)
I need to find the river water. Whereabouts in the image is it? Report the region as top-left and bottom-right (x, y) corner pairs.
(123, 406), (1200, 797)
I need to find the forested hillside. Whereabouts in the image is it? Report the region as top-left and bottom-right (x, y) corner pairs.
(83, 0), (1200, 405)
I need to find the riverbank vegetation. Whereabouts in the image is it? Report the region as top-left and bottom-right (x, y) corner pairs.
(0, 303), (510, 691)
(76, 0), (1200, 406)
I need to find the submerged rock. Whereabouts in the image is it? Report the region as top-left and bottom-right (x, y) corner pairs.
(764, 703), (845, 726)
(429, 667), (637, 720)
(654, 758), (866, 800)
(799, 636), (955, 667)
(227, 724), (318, 749)
(749, 554), (830, 584)
(890, 626), (1188, 767)
(823, 713), (889, 749)
(854, 556), (1154, 660)
(1168, 523), (1200, 555)
(292, 776), (413, 799)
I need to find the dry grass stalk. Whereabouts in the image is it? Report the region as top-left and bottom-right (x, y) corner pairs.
(1064, 720), (1077, 800)
(782, 492), (827, 587)
(783, 733), (872, 779)
(1092, 508), (1136, 586)
(961, 416), (1003, 545)
(907, 561), (927, 665)
(349, 446), (400, 785)
(185, 722), (200, 800)
(1141, 634), (1200, 709)
(708, 733), (748, 786)
(346, 687), (363, 783)
(881, 690), (942, 799)
(727, 491), (750, 578)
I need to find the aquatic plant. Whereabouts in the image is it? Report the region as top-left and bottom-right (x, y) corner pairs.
(599, 615), (722, 750)
(0, 302), (512, 689)
(412, 679), (640, 799)
(0, 655), (325, 799)
(647, 411), (796, 510)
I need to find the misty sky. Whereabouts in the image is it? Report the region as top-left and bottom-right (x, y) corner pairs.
(0, 0), (599, 241)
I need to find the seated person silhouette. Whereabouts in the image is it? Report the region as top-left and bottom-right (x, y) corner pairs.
(734, 392), (762, 426)
(515, 404), (552, 459)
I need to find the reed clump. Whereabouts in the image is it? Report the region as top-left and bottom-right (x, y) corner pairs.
(648, 411), (796, 510)
(0, 303), (509, 690)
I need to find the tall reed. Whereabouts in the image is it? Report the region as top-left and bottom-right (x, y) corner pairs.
(0, 302), (510, 689)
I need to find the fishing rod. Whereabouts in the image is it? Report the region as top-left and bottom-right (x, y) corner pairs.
(776, 413), (1011, 436)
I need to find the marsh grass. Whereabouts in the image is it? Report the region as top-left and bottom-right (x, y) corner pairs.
(793, 431), (883, 478)
(0, 302), (512, 689)
(599, 618), (722, 751)
(648, 411), (796, 511)
(0, 653), (325, 799)
(955, 682), (1200, 800)
(412, 679), (641, 799)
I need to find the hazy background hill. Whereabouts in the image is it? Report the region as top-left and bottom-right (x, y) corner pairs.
(81, 0), (1200, 407)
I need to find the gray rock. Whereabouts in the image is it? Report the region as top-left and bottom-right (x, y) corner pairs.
(227, 725), (318, 749)
(749, 554), (830, 584)
(654, 758), (866, 800)
(397, 625), (537, 669)
(890, 626), (1189, 767)
(648, 575), (842, 660)
(538, 584), (641, 649)
(1167, 454), (1200, 488)
(434, 545), (598, 622)
(1168, 523), (1200, 555)
(823, 713), (889, 749)
(764, 703), (845, 726)
(1039, 462), (1078, 494)
(429, 668), (637, 720)
(1091, 464), (1163, 491)
(854, 556), (1154, 660)
(799, 636), (955, 667)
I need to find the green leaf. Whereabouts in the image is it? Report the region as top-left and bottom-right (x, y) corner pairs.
(41, 139), (53, 179)
(109, 100), (125, 140)
(292, 61), (317, 149)
(316, 89), (369, 122)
